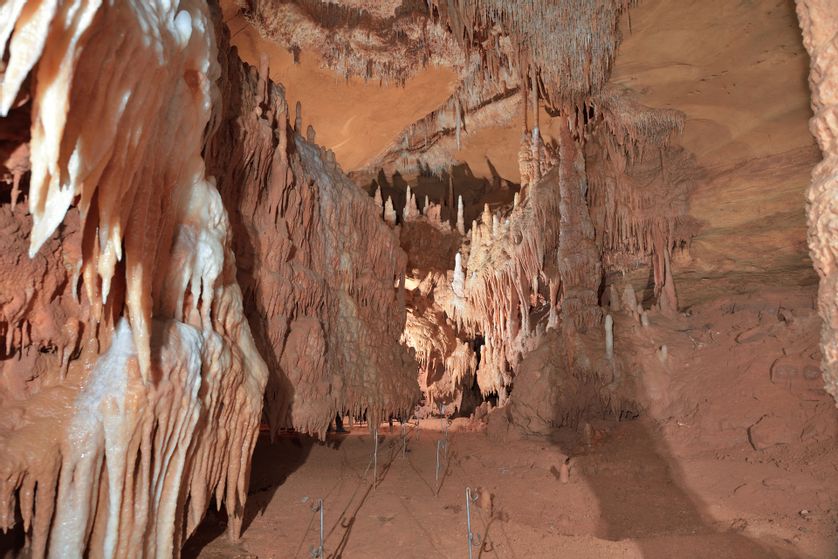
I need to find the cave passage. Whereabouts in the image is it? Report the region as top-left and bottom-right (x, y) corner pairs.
(0, 0), (836, 558)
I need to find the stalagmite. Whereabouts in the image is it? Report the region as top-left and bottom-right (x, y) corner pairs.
(374, 185), (383, 211)
(457, 195), (466, 235)
(623, 284), (638, 314)
(385, 196), (397, 225)
(657, 344), (668, 364)
(531, 128), (543, 184)
(605, 314), (614, 360)
(295, 100), (303, 131)
(452, 252), (466, 298)
(557, 123), (602, 332)
(482, 203), (492, 228)
(404, 185), (419, 221)
(609, 285), (621, 312)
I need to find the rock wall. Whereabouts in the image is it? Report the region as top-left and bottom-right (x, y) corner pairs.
(796, 0), (838, 403)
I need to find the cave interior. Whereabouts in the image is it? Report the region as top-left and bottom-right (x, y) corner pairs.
(0, 0), (836, 558)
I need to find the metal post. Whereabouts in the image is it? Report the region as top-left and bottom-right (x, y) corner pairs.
(466, 488), (474, 559)
(435, 440), (442, 482)
(465, 488), (481, 558)
(319, 498), (324, 559)
(311, 498), (324, 559)
(373, 428), (379, 490)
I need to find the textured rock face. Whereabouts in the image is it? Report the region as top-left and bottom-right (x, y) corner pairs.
(610, 0), (819, 307)
(206, 37), (419, 438)
(244, 0), (462, 84)
(0, 1), (269, 555)
(796, 0), (838, 402)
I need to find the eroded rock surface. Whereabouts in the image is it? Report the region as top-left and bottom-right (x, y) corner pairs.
(796, 0), (838, 402)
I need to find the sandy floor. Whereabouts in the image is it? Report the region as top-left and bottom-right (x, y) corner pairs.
(186, 422), (834, 559)
(185, 289), (838, 559)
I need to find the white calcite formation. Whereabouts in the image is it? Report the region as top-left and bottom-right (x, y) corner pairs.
(457, 195), (466, 235)
(384, 196), (397, 226)
(403, 185), (420, 222)
(0, 1), (268, 556)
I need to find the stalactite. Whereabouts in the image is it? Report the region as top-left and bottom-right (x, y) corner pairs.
(427, 0), (636, 107)
(0, 1), (268, 555)
(244, 0), (461, 86)
(585, 88), (699, 310)
(206, 41), (418, 438)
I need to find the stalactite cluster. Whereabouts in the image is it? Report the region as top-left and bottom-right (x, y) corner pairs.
(372, 189), (476, 412)
(585, 89), (700, 312)
(206, 36), (419, 439)
(404, 283), (477, 412)
(445, 161), (562, 399)
(796, 0), (838, 402)
(426, 0), (636, 108)
(0, 1), (270, 555)
(243, 0), (463, 84)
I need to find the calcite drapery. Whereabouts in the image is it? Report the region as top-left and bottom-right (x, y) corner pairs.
(796, 0), (838, 403)
(205, 37), (419, 438)
(0, 1), (267, 556)
(243, 0), (463, 84)
(585, 89), (698, 313)
(427, 0), (635, 107)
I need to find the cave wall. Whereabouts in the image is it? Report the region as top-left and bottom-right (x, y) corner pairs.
(610, 0), (820, 307)
(795, 0), (838, 402)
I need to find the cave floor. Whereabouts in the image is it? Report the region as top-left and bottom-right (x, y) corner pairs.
(185, 417), (836, 559)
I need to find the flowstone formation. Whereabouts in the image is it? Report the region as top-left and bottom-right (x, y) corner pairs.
(796, 0), (838, 404)
(0, 1), (269, 556)
(206, 31), (419, 438)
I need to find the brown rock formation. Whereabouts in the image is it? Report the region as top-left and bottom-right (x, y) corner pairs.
(206, 26), (419, 438)
(796, 0), (838, 402)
